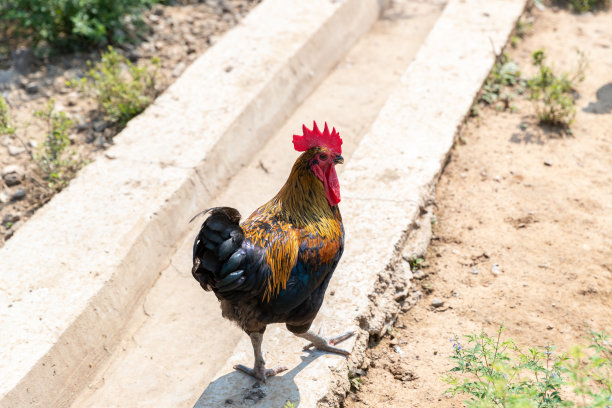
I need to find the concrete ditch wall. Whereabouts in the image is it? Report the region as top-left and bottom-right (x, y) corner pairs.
(0, 1), (385, 406)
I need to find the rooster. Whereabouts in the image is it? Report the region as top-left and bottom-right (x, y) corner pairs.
(191, 121), (353, 382)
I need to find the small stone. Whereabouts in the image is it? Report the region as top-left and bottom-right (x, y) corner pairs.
(5, 220), (23, 239)
(104, 152), (117, 160)
(11, 188), (26, 201)
(491, 263), (502, 275)
(0, 135), (12, 147)
(95, 134), (106, 148)
(11, 47), (35, 74)
(66, 91), (79, 107)
(547, 325), (553, 330)
(543, 160), (552, 167)
(8, 145), (25, 156)
(412, 270), (427, 280)
(172, 62), (186, 78)
(2, 213), (20, 225)
(0, 190), (9, 203)
(2, 165), (24, 186)
(74, 114), (88, 131)
(28, 139), (38, 148)
(538, 262), (550, 269)
(470, 267), (479, 275)
(494, 175), (501, 182)
(431, 298), (444, 308)
(92, 119), (108, 132)
(24, 81), (39, 94)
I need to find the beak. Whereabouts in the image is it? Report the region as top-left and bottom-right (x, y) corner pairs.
(334, 155), (344, 165)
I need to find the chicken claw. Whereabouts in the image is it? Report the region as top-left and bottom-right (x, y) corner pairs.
(299, 330), (355, 355)
(233, 332), (287, 382)
(233, 363), (288, 383)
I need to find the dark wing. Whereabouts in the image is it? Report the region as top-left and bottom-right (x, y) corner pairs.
(191, 207), (298, 303)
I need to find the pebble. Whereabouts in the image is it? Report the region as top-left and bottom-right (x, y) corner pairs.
(92, 119), (108, 132)
(0, 190), (9, 203)
(543, 160), (552, 166)
(73, 113), (88, 131)
(2, 165), (24, 186)
(5, 220), (23, 239)
(0, 135), (12, 147)
(412, 269), (427, 280)
(2, 213), (20, 224)
(491, 263), (502, 275)
(172, 62), (186, 78)
(431, 298), (444, 308)
(28, 139), (38, 148)
(24, 81), (39, 94)
(8, 145), (25, 156)
(11, 188), (26, 201)
(470, 267), (479, 275)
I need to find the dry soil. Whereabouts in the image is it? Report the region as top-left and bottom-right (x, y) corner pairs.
(345, 4), (612, 408)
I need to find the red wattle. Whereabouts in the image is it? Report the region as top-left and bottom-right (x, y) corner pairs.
(324, 165), (341, 206)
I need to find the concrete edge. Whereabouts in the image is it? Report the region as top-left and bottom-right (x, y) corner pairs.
(0, 0), (384, 406)
(191, 0), (528, 407)
(322, 0), (530, 406)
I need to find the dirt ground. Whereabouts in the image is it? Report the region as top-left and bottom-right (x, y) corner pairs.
(345, 5), (612, 408)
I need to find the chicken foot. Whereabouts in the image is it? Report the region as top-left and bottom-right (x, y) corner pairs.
(298, 329), (355, 355)
(233, 332), (288, 382)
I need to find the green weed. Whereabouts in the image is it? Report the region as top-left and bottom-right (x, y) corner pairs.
(33, 99), (83, 190)
(0, 0), (159, 51)
(73, 46), (160, 128)
(409, 256), (425, 271)
(474, 54), (525, 115)
(282, 401), (297, 408)
(566, 0), (611, 12)
(511, 18), (534, 48)
(0, 94), (15, 135)
(564, 330), (612, 406)
(526, 49), (585, 129)
(443, 325), (611, 407)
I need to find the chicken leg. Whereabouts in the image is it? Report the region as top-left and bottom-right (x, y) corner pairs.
(297, 329), (355, 355)
(233, 332), (288, 382)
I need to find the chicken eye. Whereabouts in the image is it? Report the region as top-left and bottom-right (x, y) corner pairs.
(319, 153), (328, 161)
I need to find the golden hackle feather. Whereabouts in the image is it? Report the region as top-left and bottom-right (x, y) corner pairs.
(242, 148), (343, 302)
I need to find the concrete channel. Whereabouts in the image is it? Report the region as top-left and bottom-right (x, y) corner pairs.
(0, 0), (527, 407)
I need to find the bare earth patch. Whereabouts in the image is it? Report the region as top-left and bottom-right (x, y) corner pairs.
(345, 5), (612, 408)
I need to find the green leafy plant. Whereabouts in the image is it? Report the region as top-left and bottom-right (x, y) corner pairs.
(74, 46), (160, 128)
(282, 401), (297, 408)
(0, 94), (15, 135)
(526, 49), (585, 129)
(511, 18), (533, 48)
(474, 54), (525, 116)
(33, 99), (83, 190)
(0, 0), (158, 51)
(443, 326), (612, 407)
(565, 0), (610, 12)
(409, 256), (425, 270)
(443, 325), (570, 407)
(564, 330), (612, 406)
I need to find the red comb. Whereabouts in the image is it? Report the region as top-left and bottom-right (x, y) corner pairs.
(292, 121), (342, 155)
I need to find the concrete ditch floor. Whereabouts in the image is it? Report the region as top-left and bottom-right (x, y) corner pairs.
(70, 2), (444, 407)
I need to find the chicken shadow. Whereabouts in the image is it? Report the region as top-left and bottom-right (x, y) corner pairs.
(193, 351), (326, 408)
(583, 83), (612, 114)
